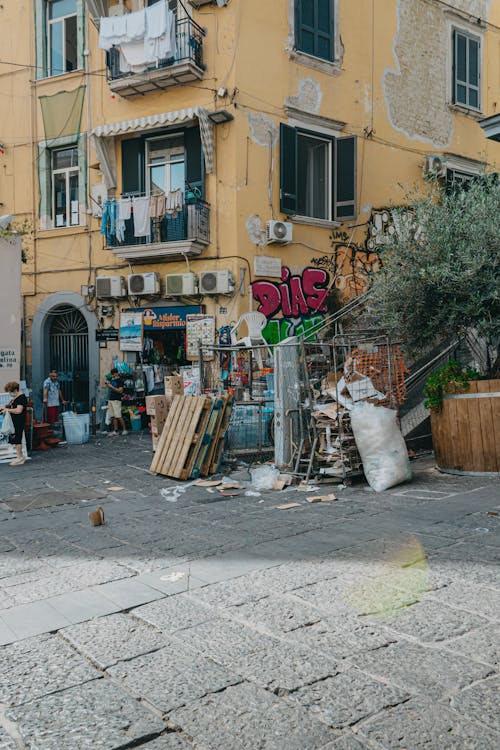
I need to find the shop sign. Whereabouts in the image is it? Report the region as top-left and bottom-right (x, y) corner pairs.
(186, 314), (215, 360)
(119, 312), (143, 352)
(133, 306), (203, 331)
(96, 326), (119, 342)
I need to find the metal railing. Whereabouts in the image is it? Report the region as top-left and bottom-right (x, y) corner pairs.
(108, 199), (210, 247)
(106, 16), (205, 81)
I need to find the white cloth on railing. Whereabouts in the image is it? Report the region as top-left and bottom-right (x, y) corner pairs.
(98, 14), (128, 50)
(118, 197), (132, 220)
(144, 6), (176, 63)
(100, 2), (176, 73)
(132, 196), (151, 237)
(166, 189), (183, 218)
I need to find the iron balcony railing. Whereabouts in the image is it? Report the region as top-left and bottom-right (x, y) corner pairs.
(106, 16), (205, 81)
(108, 199), (210, 248)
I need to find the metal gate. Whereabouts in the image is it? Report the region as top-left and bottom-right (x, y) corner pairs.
(49, 307), (89, 409)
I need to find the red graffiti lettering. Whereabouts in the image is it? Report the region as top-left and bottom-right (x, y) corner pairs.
(252, 267), (331, 320)
(251, 281), (281, 317)
(302, 268), (329, 312)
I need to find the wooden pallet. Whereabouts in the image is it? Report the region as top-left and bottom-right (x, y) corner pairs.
(188, 396), (225, 479)
(208, 396), (234, 475)
(150, 395), (213, 479)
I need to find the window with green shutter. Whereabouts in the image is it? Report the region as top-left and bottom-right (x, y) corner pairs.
(452, 29), (481, 110)
(295, 0), (335, 63)
(280, 123), (356, 221)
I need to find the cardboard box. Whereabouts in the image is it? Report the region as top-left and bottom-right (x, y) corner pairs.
(146, 394), (169, 417)
(150, 413), (167, 436)
(164, 375), (184, 397)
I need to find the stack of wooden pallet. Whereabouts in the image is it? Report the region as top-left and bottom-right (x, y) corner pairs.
(150, 394), (233, 479)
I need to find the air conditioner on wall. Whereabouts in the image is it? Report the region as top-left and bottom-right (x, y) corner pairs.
(95, 276), (126, 299)
(266, 220), (293, 244)
(423, 154), (447, 179)
(199, 270), (235, 295)
(127, 272), (160, 296)
(165, 273), (198, 297)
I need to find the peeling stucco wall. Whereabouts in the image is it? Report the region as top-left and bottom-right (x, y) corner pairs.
(383, 0), (491, 148)
(285, 78), (323, 114)
(245, 215), (267, 246)
(247, 113), (279, 147)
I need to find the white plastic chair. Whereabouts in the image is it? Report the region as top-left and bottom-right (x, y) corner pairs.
(230, 311), (270, 368)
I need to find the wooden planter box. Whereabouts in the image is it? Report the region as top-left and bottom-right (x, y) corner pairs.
(430, 379), (500, 475)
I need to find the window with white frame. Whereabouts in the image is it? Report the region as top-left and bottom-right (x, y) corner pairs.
(147, 135), (186, 197)
(452, 28), (481, 110)
(52, 146), (79, 227)
(280, 123), (356, 222)
(47, 0), (78, 76)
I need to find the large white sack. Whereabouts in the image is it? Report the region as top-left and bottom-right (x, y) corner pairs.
(350, 402), (411, 492)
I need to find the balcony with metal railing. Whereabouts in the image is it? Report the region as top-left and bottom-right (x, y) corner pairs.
(108, 198), (210, 261)
(106, 16), (205, 97)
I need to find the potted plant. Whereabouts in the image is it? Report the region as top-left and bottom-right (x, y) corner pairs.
(369, 178), (500, 474)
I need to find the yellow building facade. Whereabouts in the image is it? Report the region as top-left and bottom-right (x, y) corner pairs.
(1, 0), (499, 411)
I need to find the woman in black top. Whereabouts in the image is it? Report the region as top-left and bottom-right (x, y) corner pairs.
(1, 381), (27, 466)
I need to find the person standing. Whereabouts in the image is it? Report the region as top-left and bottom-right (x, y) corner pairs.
(106, 367), (128, 436)
(43, 370), (67, 424)
(1, 381), (27, 466)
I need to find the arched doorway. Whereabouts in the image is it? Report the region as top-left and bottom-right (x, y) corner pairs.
(49, 306), (89, 408)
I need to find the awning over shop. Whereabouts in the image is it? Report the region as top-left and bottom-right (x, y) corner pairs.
(479, 113), (500, 142)
(91, 105), (214, 188)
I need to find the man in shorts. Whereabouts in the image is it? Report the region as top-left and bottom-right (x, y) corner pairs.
(43, 370), (67, 424)
(106, 368), (128, 436)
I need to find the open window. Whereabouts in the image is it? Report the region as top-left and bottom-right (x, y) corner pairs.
(280, 123), (356, 222)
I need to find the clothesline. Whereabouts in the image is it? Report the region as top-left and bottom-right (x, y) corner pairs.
(101, 190), (185, 243)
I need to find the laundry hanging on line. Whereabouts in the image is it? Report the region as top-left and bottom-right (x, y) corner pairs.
(98, 1), (177, 74)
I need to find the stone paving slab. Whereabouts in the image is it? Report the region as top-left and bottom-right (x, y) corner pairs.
(440, 624), (500, 668)
(107, 642), (240, 714)
(135, 736), (194, 749)
(352, 641), (494, 699)
(228, 640), (339, 693)
(228, 594), (323, 633)
(169, 682), (336, 750)
(0, 633), (99, 707)
(357, 697), (499, 749)
(0, 728), (17, 750)
(178, 617), (279, 666)
(61, 612), (167, 669)
(289, 668), (409, 729)
(426, 580), (500, 621)
(132, 593), (216, 634)
(447, 676), (500, 734)
(377, 597), (488, 642)
(0, 599), (72, 641)
(3, 488), (107, 512)
(288, 614), (396, 660)
(46, 588), (121, 623)
(7, 678), (166, 750)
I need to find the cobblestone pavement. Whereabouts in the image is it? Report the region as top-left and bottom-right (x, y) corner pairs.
(0, 431), (499, 749)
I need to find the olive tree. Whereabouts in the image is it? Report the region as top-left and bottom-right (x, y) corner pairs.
(369, 178), (500, 375)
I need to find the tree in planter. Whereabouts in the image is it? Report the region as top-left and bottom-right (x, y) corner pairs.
(369, 177), (500, 376)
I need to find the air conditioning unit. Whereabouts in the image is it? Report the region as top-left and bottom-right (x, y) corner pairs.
(189, 0), (215, 7)
(127, 272), (160, 296)
(266, 220), (293, 244)
(165, 272), (198, 297)
(423, 154), (446, 179)
(199, 270), (235, 295)
(95, 276), (126, 298)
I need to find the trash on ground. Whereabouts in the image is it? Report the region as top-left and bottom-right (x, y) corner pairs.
(250, 464), (280, 490)
(109, 486), (124, 491)
(160, 484), (192, 503)
(277, 502), (301, 510)
(307, 493), (337, 503)
(88, 506), (105, 526)
(350, 402), (411, 492)
(245, 490), (261, 497)
(160, 571), (186, 582)
(297, 482), (320, 492)
(487, 511), (498, 516)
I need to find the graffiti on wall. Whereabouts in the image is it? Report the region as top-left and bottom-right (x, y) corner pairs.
(311, 209), (397, 295)
(251, 210), (398, 343)
(251, 266), (331, 344)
